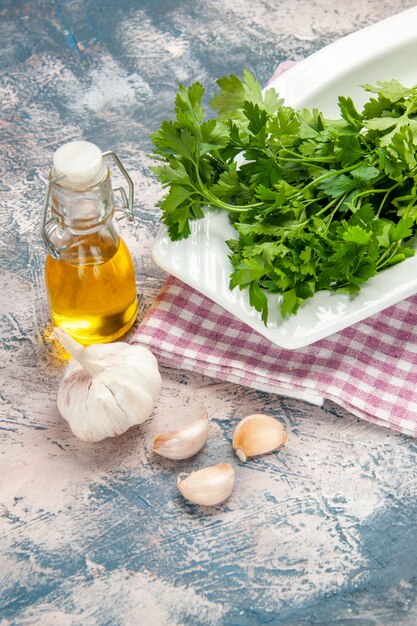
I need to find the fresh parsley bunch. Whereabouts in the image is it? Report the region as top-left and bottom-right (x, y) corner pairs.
(151, 71), (417, 321)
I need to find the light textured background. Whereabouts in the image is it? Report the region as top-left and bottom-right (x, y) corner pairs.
(1, 1), (417, 624)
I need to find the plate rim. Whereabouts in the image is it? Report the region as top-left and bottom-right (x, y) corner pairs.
(266, 5), (417, 106)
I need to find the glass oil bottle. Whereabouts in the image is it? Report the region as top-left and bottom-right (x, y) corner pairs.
(41, 141), (138, 344)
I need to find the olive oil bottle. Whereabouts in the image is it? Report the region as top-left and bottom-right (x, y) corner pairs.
(42, 141), (138, 344)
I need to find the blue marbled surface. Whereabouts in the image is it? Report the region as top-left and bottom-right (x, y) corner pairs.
(1, 1), (417, 624)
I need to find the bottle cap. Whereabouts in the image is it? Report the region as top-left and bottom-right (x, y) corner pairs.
(52, 141), (106, 189)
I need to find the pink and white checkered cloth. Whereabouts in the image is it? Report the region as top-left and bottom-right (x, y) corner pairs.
(133, 277), (417, 437)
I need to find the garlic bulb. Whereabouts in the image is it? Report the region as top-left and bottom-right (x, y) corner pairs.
(52, 328), (162, 442)
(177, 463), (235, 506)
(232, 413), (287, 462)
(152, 414), (208, 459)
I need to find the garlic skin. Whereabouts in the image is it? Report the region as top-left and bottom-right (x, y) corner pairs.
(177, 463), (235, 506)
(232, 413), (287, 462)
(52, 328), (162, 442)
(152, 414), (208, 460)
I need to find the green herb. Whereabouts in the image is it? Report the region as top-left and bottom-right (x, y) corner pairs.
(151, 71), (417, 320)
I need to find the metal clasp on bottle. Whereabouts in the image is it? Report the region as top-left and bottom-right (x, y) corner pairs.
(41, 151), (134, 260)
(102, 151), (134, 223)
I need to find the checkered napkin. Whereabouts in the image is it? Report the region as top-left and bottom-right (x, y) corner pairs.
(133, 276), (417, 437)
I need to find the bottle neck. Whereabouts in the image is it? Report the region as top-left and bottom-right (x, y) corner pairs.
(50, 170), (114, 232)
(49, 170), (120, 265)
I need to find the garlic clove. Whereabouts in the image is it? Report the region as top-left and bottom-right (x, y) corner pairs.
(152, 414), (209, 460)
(232, 413), (287, 462)
(177, 463), (235, 506)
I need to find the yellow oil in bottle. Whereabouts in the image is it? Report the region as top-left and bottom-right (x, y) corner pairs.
(45, 237), (138, 345)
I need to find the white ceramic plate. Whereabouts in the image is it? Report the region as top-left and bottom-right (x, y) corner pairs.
(152, 6), (417, 349)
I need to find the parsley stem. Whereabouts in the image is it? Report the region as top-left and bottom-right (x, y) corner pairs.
(377, 190), (392, 217)
(376, 241), (402, 269)
(303, 163), (360, 192)
(277, 149), (337, 163)
(323, 195), (347, 226)
(352, 183), (400, 204)
(193, 163), (262, 212)
(274, 194), (346, 240)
